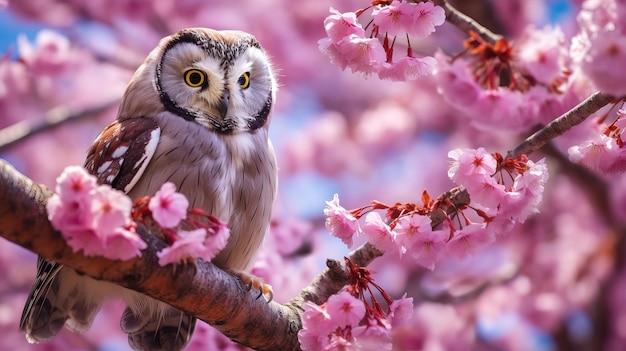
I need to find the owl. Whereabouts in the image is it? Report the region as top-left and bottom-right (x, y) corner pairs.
(19, 28), (278, 351)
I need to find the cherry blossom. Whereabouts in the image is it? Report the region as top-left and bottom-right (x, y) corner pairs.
(90, 184), (133, 236)
(148, 182), (189, 228)
(3, 0), (626, 349)
(46, 166), (146, 260)
(361, 211), (397, 254)
(386, 293), (414, 327)
(447, 147), (497, 184)
(326, 291), (366, 328)
(156, 228), (209, 266)
(324, 193), (359, 247)
(448, 149), (549, 228)
(319, 3), (444, 79)
(104, 226), (147, 260)
(377, 55), (437, 81)
(156, 215), (230, 266)
(446, 223), (496, 259)
(298, 302), (335, 351)
(400, 1), (445, 38)
(569, 133), (626, 173)
(516, 26), (567, 85)
(502, 158), (549, 223)
(335, 34), (387, 74)
(323, 7), (364, 41)
(351, 319), (393, 351)
(298, 261), (413, 351)
(196, 215), (230, 261)
(568, 102), (626, 174)
(407, 226), (450, 270)
(580, 31), (626, 96)
(393, 214), (433, 250)
(372, 1), (416, 37)
(466, 175), (508, 209)
(17, 29), (77, 75)
(372, 1), (445, 38)
(435, 24), (575, 132)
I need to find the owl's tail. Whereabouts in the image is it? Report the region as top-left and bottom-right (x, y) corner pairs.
(121, 297), (196, 351)
(20, 260), (107, 343)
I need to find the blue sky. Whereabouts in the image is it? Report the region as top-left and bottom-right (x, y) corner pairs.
(0, 9), (45, 56)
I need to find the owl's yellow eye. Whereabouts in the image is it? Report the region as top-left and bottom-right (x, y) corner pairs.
(184, 69), (206, 87)
(238, 72), (250, 89)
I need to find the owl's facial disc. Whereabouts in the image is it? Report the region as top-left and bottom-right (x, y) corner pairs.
(156, 28), (274, 134)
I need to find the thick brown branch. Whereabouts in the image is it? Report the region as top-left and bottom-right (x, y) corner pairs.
(507, 92), (617, 158)
(0, 159), (302, 351)
(0, 157), (475, 349)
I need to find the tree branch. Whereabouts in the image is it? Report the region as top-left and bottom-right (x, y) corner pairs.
(0, 156), (474, 350)
(433, 0), (501, 44)
(0, 100), (119, 151)
(431, 1), (619, 159)
(0, 90), (611, 351)
(507, 92), (617, 158)
(0, 159), (302, 351)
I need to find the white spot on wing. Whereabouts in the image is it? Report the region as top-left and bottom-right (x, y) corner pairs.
(112, 145), (129, 158)
(123, 127), (160, 193)
(97, 161), (113, 174)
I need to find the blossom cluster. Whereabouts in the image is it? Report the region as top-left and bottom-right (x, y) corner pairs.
(435, 26), (573, 132)
(318, 1), (444, 81)
(568, 103), (626, 174)
(574, 0), (626, 96)
(448, 148), (548, 224)
(46, 166), (229, 265)
(46, 166), (146, 260)
(324, 148), (548, 269)
(298, 259), (414, 351)
(140, 183), (231, 266)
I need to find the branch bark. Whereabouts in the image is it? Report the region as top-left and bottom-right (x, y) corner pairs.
(0, 157), (473, 350)
(433, 0), (501, 44)
(0, 159), (302, 351)
(507, 92), (617, 158)
(0, 93), (616, 349)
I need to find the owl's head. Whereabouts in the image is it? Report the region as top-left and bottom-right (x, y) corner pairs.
(119, 28), (276, 133)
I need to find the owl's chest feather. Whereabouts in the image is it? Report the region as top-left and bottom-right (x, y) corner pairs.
(127, 115), (276, 269)
(136, 121), (257, 208)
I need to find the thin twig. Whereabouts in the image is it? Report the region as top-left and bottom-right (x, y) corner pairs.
(432, 0), (501, 44)
(0, 100), (119, 151)
(507, 92), (617, 158)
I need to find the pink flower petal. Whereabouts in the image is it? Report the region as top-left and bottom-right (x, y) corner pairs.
(156, 229), (207, 266)
(362, 212), (398, 254)
(326, 291), (366, 328)
(104, 226), (147, 260)
(324, 193), (358, 247)
(149, 182), (189, 228)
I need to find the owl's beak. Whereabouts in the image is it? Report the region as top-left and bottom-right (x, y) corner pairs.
(217, 91), (229, 119)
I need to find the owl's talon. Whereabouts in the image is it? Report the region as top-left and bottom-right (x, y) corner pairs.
(263, 285), (274, 303)
(233, 271), (273, 303)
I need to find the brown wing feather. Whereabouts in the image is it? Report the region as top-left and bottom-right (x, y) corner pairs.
(20, 117), (161, 342)
(84, 118), (160, 191)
